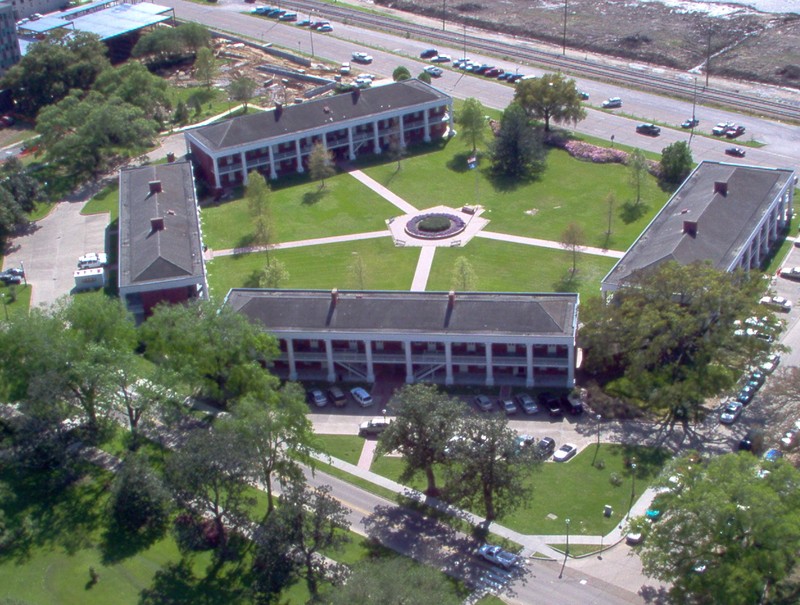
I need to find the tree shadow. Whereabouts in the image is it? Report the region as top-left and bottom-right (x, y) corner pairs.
(100, 519), (167, 565)
(302, 188), (326, 205)
(553, 270), (580, 293)
(234, 233), (256, 250)
(620, 201), (649, 225)
(445, 151), (478, 174)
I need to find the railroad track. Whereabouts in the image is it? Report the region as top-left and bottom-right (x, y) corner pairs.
(282, 0), (800, 123)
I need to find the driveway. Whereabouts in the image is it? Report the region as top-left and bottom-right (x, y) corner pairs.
(4, 187), (110, 309)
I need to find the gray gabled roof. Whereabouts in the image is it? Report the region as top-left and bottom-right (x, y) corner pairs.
(187, 79), (451, 152)
(603, 161), (796, 289)
(118, 161), (204, 289)
(225, 289), (578, 338)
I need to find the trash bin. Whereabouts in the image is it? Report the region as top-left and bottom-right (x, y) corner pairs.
(603, 505), (613, 517)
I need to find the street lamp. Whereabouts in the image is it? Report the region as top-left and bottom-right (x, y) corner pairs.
(559, 517), (571, 578)
(565, 517), (571, 556)
(561, 0), (568, 56)
(592, 413), (602, 467)
(0, 293), (8, 321)
(628, 460), (637, 519)
(382, 408), (387, 423)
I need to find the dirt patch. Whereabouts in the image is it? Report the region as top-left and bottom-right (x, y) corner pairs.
(375, 0), (800, 89)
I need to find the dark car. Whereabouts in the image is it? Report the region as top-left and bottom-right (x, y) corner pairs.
(738, 428), (765, 453)
(578, 91), (589, 100)
(725, 125), (746, 138)
(681, 117), (700, 128)
(725, 147), (746, 158)
(561, 394), (584, 415)
(736, 384), (757, 406)
(327, 386), (347, 407)
(473, 64), (494, 75)
(0, 272), (22, 285)
(636, 123), (661, 136)
(420, 48), (438, 59)
(535, 437), (556, 459)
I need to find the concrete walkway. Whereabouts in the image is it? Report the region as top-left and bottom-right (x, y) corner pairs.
(349, 170), (418, 214)
(208, 230), (390, 258)
(477, 230), (626, 259)
(410, 247), (436, 291)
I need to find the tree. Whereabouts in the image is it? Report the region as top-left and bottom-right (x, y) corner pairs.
(418, 71), (432, 84)
(392, 65), (411, 81)
(457, 97), (486, 153)
(92, 62), (171, 119)
(451, 256), (477, 290)
(228, 384), (317, 518)
(513, 72), (586, 132)
(326, 557), (462, 605)
(308, 142), (335, 190)
(0, 30), (110, 117)
(605, 191), (616, 237)
(0, 157), (43, 214)
(636, 453), (800, 605)
(110, 454), (172, 536)
(580, 261), (771, 424)
(166, 424), (254, 550)
(194, 47), (217, 88)
(132, 23), (210, 65)
(444, 413), (535, 521)
(560, 222), (585, 275)
(628, 148), (648, 205)
(388, 134), (406, 172)
(348, 252), (367, 289)
(489, 102), (546, 179)
(660, 140), (693, 184)
(173, 100), (189, 125)
(377, 384), (463, 496)
(228, 76), (257, 111)
(140, 301), (279, 407)
(246, 171), (273, 247)
(259, 258), (290, 288)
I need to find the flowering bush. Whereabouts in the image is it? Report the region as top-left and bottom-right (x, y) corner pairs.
(562, 140), (629, 164)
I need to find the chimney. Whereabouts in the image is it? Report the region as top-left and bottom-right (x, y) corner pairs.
(148, 180), (162, 194)
(351, 87), (360, 102)
(683, 220), (697, 237)
(331, 288), (338, 306)
(150, 217), (165, 232)
(275, 102), (283, 119)
(448, 290), (456, 308)
(714, 181), (728, 196)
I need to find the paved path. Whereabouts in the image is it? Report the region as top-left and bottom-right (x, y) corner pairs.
(349, 169), (418, 214)
(410, 246), (436, 291)
(208, 230), (390, 258)
(477, 230), (627, 259)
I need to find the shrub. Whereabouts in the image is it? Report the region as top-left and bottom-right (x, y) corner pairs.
(609, 472), (623, 487)
(417, 216), (451, 233)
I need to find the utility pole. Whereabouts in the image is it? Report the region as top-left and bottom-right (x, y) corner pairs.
(562, 0), (568, 56)
(705, 29), (712, 88)
(442, 0), (446, 31)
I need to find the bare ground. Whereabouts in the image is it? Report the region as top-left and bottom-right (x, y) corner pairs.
(375, 0), (800, 89)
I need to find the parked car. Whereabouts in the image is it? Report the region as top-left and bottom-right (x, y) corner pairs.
(350, 387), (373, 407)
(738, 428), (765, 453)
(484, 67), (504, 77)
(477, 544), (518, 570)
(725, 124), (746, 138)
(515, 393), (539, 415)
(327, 386), (347, 407)
(781, 266), (800, 280)
(295, 18), (312, 26)
(351, 51), (373, 64)
(645, 507), (662, 521)
(307, 389), (328, 407)
(578, 91), (589, 100)
(430, 54), (451, 63)
(474, 394), (493, 412)
(0, 272), (22, 285)
(626, 531), (644, 545)
(553, 443), (578, 462)
(498, 398), (518, 415)
(712, 121), (734, 136)
(0, 115), (15, 127)
(278, 12), (297, 21)
(317, 24), (333, 32)
(760, 353), (780, 374)
(535, 437), (556, 459)
(513, 433), (535, 455)
(681, 117), (700, 128)
(747, 369), (766, 389)
(763, 448), (783, 462)
(736, 384), (757, 406)
(419, 48), (438, 59)
(1, 267), (23, 277)
(359, 417), (392, 436)
(339, 62), (351, 75)
(719, 400), (743, 424)
(781, 429), (797, 449)
(563, 392), (584, 415)
(601, 97), (622, 108)
(636, 123), (661, 136)
(423, 65), (443, 78)
(77, 252), (108, 269)
(725, 147), (746, 158)
(759, 295), (791, 312)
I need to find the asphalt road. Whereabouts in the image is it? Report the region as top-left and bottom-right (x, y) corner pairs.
(156, 0), (800, 174)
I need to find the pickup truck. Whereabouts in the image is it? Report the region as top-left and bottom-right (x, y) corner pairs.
(477, 544), (518, 570)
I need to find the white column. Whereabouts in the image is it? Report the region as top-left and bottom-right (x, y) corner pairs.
(365, 341), (375, 383)
(295, 139), (305, 173)
(212, 156), (221, 188)
(398, 115), (406, 148)
(347, 127), (356, 160)
(485, 344), (494, 387)
(325, 339), (335, 382)
(373, 121), (382, 154)
(240, 152), (248, 185)
(447, 102), (454, 133)
(567, 344), (575, 388)
(268, 145), (277, 180)
(526, 344), (534, 388)
(423, 111), (431, 143)
(286, 338), (297, 381)
(445, 342), (453, 385)
(404, 341), (414, 383)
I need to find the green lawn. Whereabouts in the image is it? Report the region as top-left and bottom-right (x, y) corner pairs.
(82, 182), (120, 221)
(426, 238), (617, 302)
(200, 171), (398, 251)
(0, 283), (32, 320)
(369, 444), (670, 536)
(363, 141), (668, 252)
(314, 434), (366, 466)
(205, 237), (420, 299)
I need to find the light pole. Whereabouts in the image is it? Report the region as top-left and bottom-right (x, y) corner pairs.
(592, 413), (602, 467)
(20, 261), (26, 286)
(382, 408), (387, 423)
(0, 293), (8, 321)
(559, 517), (571, 578)
(561, 0), (568, 56)
(565, 517), (571, 556)
(309, 26), (315, 57)
(628, 460), (637, 519)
